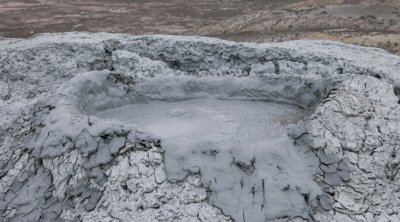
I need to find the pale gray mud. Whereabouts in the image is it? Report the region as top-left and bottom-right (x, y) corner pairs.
(97, 99), (317, 220)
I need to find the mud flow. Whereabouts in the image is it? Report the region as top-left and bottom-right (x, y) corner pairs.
(97, 99), (320, 221)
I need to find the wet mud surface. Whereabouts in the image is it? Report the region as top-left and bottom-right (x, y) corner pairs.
(97, 95), (316, 222)
(97, 99), (308, 142)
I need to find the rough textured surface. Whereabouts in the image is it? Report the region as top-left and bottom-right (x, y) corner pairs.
(0, 32), (400, 221)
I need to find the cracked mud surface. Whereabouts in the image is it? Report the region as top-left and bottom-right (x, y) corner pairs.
(0, 32), (400, 221)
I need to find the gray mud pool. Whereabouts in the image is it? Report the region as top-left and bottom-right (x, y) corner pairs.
(97, 99), (322, 221)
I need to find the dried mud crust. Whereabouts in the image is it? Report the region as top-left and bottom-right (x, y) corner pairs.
(0, 33), (400, 221)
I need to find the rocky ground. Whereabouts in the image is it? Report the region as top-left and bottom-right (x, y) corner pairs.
(0, 0), (399, 56)
(0, 0), (302, 38)
(186, 0), (400, 56)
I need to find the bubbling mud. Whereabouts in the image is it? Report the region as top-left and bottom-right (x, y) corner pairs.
(97, 99), (308, 144)
(97, 99), (322, 221)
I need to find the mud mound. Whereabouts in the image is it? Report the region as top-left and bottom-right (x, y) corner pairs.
(0, 33), (400, 221)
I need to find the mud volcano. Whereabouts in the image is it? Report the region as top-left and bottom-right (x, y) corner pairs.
(1, 33), (400, 222)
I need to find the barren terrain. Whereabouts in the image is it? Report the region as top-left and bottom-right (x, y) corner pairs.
(0, 0), (399, 55)
(187, 0), (400, 56)
(0, 0), (302, 38)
